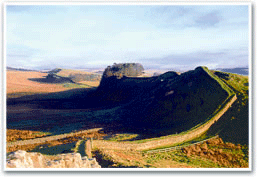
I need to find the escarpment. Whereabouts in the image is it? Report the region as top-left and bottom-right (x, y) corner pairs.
(95, 64), (233, 133)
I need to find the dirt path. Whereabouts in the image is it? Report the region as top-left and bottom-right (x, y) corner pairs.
(93, 95), (237, 151)
(7, 128), (102, 148)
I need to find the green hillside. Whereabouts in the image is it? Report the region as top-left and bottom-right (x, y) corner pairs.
(120, 67), (234, 133)
(207, 71), (249, 145)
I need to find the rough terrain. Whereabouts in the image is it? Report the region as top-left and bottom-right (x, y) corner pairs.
(6, 64), (249, 168)
(6, 150), (101, 168)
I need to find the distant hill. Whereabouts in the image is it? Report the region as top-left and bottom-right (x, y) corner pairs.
(46, 68), (102, 83)
(216, 67), (248, 75)
(7, 66), (38, 72)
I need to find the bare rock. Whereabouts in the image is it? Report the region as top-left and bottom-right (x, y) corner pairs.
(6, 150), (101, 168)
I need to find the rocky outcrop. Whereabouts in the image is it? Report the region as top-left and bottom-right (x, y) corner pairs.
(6, 150), (101, 168)
(102, 63), (144, 79)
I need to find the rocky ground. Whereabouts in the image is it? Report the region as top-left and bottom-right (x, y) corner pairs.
(181, 137), (248, 168)
(6, 150), (101, 168)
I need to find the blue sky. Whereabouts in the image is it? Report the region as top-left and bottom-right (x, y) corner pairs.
(6, 5), (249, 71)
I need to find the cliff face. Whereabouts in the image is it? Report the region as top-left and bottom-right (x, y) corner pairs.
(98, 63), (144, 89)
(101, 63), (144, 79)
(96, 63), (180, 104)
(6, 150), (101, 168)
(96, 65), (232, 133)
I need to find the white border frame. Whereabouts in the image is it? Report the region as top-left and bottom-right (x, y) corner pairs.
(2, 1), (253, 172)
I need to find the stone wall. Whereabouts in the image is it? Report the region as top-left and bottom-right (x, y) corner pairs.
(93, 95), (237, 151)
(6, 150), (101, 168)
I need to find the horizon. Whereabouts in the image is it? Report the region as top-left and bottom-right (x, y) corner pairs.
(6, 4), (250, 71)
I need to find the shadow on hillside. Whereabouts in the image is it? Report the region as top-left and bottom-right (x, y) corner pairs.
(7, 87), (96, 102)
(7, 84), (127, 111)
(6, 87), (127, 135)
(28, 76), (74, 84)
(29, 143), (76, 155)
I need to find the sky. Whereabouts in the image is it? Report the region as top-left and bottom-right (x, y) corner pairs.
(6, 5), (250, 71)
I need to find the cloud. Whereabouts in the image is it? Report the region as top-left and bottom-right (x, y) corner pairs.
(7, 54), (31, 58)
(194, 11), (222, 28)
(139, 48), (248, 71)
(151, 6), (191, 18)
(6, 5), (249, 71)
(6, 5), (33, 12)
(144, 6), (194, 28)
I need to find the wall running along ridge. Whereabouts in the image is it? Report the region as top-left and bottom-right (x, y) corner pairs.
(7, 128), (102, 148)
(93, 94), (237, 151)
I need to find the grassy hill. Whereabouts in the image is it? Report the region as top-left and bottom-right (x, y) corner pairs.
(47, 68), (101, 83)
(207, 71), (249, 145)
(115, 67), (234, 133)
(91, 68), (249, 168)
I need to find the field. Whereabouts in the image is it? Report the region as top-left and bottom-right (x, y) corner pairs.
(6, 67), (249, 168)
(7, 71), (71, 97)
(6, 70), (100, 98)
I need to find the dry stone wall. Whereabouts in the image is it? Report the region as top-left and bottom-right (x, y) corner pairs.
(6, 150), (101, 168)
(93, 95), (237, 151)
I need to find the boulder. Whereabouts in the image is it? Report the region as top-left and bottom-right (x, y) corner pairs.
(6, 150), (101, 168)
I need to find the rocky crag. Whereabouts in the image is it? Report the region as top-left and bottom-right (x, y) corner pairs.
(6, 150), (101, 168)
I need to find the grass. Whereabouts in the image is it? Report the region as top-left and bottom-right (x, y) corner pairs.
(30, 142), (76, 155)
(72, 140), (83, 153)
(54, 69), (92, 77)
(145, 151), (220, 168)
(93, 137), (249, 168)
(77, 140), (87, 157)
(105, 133), (140, 141)
(33, 131), (52, 136)
(63, 83), (90, 88)
(93, 148), (222, 168)
(120, 67), (236, 145)
(201, 66), (234, 96)
(143, 133), (214, 152)
(6, 70), (72, 97)
(207, 71), (249, 144)
(116, 94), (236, 145)
(79, 80), (100, 87)
(6, 129), (52, 142)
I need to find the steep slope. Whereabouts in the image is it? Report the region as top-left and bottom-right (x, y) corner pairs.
(97, 65), (235, 135)
(132, 67), (234, 131)
(207, 71), (249, 144)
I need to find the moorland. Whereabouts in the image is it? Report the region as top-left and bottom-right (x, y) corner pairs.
(6, 64), (249, 168)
